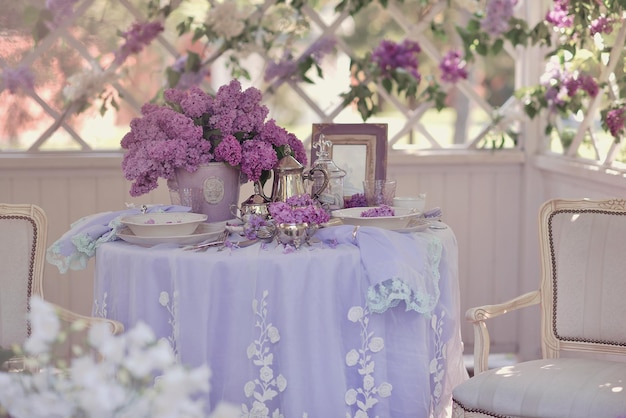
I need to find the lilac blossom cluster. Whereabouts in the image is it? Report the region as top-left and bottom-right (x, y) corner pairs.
(605, 107), (626, 139)
(540, 63), (598, 112)
(439, 50), (468, 84)
(344, 193), (367, 208)
(481, 0), (518, 36)
(243, 214), (269, 240)
(114, 21), (164, 64)
(121, 79), (307, 196)
(121, 106), (209, 196)
(1, 66), (35, 94)
(45, 0), (79, 26)
(371, 39), (422, 82)
(264, 37), (336, 83)
(545, 0), (573, 29)
(589, 16), (613, 36)
(360, 205), (395, 218)
(268, 194), (330, 225)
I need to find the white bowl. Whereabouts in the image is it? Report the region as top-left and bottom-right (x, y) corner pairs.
(331, 206), (421, 230)
(393, 194), (426, 211)
(120, 212), (207, 237)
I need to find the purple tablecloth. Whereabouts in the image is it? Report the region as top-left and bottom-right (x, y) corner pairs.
(94, 224), (467, 417)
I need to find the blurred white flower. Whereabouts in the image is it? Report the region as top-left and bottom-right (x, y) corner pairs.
(23, 296), (60, 355)
(0, 297), (210, 418)
(63, 67), (117, 103)
(206, 2), (245, 39)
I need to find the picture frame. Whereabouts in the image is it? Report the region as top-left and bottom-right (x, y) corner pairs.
(311, 123), (388, 196)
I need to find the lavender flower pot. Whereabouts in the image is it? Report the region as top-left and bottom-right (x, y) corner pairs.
(173, 162), (241, 223)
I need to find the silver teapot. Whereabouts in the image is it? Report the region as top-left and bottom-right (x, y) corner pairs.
(259, 154), (329, 202)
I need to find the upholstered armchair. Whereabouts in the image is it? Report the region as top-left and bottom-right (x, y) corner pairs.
(0, 203), (123, 353)
(452, 198), (626, 417)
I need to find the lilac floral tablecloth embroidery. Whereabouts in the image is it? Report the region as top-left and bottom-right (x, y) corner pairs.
(92, 224), (467, 417)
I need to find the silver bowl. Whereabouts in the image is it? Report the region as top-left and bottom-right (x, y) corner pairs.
(276, 222), (310, 248)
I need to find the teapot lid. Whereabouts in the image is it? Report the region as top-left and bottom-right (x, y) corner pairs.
(242, 182), (271, 205)
(275, 154), (304, 173)
(242, 193), (270, 205)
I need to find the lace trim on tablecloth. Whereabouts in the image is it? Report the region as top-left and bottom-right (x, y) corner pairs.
(366, 234), (442, 315)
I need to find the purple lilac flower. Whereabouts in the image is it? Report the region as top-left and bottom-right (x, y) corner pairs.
(208, 80), (268, 138)
(114, 21), (164, 64)
(240, 139), (278, 182)
(308, 37), (336, 64)
(361, 205), (395, 217)
(214, 134), (243, 166)
(121, 106), (210, 196)
(264, 60), (298, 82)
(589, 16), (613, 36)
(1, 66), (35, 93)
(264, 37), (336, 83)
(171, 55), (210, 90)
(481, 0), (518, 36)
(243, 214), (267, 240)
(605, 107), (626, 139)
(580, 75), (599, 97)
(344, 193), (367, 208)
(439, 50), (468, 84)
(268, 201), (296, 223)
(371, 39), (422, 82)
(268, 195), (330, 225)
(545, 0), (573, 29)
(179, 86), (212, 118)
(46, 0), (79, 26)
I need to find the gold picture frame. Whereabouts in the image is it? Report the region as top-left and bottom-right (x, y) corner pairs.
(311, 123), (388, 196)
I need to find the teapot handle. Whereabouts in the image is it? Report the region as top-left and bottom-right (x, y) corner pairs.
(305, 167), (329, 200)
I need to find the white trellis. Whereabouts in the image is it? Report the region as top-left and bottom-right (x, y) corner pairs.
(1, 0), (625, 174)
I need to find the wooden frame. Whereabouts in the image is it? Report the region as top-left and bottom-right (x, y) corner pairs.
(311, 123), (388, 195)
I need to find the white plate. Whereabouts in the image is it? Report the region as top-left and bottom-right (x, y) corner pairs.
(120, 212), (208, 237)
(331, 206), (422, 230)
(391, 217), (431, 233)
(117, 222), (226, 246)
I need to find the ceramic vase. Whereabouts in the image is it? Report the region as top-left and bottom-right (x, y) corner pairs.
(173, 162), (241, 223)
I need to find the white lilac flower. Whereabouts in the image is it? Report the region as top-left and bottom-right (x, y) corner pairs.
(206, 2), (246, 40)
(24, 296), (60, 355)
(62, 67), (117, 103)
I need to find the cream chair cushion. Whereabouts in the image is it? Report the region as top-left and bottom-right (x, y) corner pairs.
(453, 358), (626, 418)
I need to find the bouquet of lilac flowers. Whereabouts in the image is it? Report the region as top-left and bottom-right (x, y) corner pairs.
(121, 79), (307, 196)
(268, 194), (330, 226)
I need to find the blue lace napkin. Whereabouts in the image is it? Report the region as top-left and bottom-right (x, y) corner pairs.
(47, 205), (190, 273)
(315, 225), (442, 316)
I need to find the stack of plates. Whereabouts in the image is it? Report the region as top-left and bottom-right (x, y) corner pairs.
(118, 212), (226, 246)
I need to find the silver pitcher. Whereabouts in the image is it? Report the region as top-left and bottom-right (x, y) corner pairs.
(260, 154), (329, 202)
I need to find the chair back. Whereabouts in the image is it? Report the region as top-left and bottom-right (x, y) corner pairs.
(539, 198), (626, 358)
(0, 204), (47, 348)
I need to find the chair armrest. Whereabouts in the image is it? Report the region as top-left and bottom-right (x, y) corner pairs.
(467, 290), (540, 375)
(51, 303), (125, 335)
